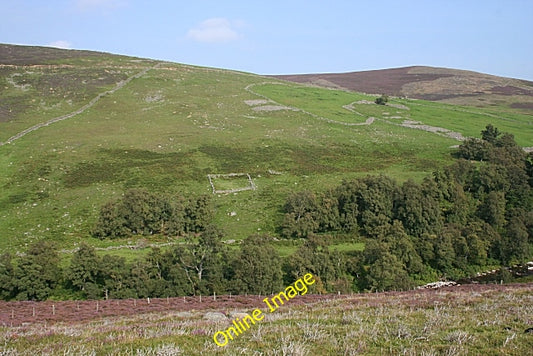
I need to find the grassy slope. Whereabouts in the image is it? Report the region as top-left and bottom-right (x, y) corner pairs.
(1, 47), (532, 255)
(1, 284), (532, 355)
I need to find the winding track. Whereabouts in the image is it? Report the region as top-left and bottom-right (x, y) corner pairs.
(245, 82), (466, 140)
(245, 82), (532, 148)
(3, 71), (528, 148)
(245, 82), (377, 127)
(0, 63), (161, 147)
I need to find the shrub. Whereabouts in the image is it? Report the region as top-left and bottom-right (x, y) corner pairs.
(375, 95), (388, 105)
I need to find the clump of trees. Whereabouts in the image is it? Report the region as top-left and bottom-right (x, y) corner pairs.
(0, 232), (354, 301)
(0, 241), (61, 301)
(68, 227), (229, 299)
(92, 189), (213, 238)
(282, 125), (533, 289)
(1, 125), (531, 301)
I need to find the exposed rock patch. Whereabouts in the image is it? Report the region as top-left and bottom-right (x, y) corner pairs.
(252, 105), (294, 112)
(244, 99), (270, 106)
(400, 120), (466, 141)
(203, 312), (227, 321)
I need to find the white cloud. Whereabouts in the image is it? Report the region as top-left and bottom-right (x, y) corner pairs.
(48, 40), (72, 49)
(187, 18), (242, 44)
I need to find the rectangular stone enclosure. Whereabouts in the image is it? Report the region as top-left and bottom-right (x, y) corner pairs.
(207, 173), (256, 194)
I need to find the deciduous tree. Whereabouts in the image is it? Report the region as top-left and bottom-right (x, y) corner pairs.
(0, 253), (15, 300)
(68, 243), (102, 299)
(232, 234), (283, 294)
(172, 225), (226, 295)
(15, 241), (61, 301)
(281, 190), (320, 237)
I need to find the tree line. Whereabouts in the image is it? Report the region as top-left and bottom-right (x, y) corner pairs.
(0, 231), (345, 300)
(0, 125), (531, 300)
(282, 125), (532, 289)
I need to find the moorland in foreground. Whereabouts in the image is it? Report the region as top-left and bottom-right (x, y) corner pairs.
(1, 283), (532, 355)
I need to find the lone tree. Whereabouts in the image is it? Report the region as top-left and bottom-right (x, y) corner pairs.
(481, 124), (500, 144)
(375, 94), (389, 105)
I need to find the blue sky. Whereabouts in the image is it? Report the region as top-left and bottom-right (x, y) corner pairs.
(2, 0), (532, 80)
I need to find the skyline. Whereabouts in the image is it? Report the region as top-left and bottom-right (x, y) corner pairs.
(1, 0), (532, 80)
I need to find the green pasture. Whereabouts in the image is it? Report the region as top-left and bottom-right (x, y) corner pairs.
(1, 52), (532, 254)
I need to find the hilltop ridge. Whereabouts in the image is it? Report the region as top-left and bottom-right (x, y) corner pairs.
(0, 43), (118, 64)
(272, 66), (533, 109)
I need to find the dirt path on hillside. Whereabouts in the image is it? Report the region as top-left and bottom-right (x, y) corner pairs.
(245, 82), (378, 127)
(245, 82), (531, 147)
(0, 63), (161, 147)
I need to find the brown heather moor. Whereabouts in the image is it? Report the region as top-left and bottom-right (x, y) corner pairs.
(1, 283), (532, 355)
